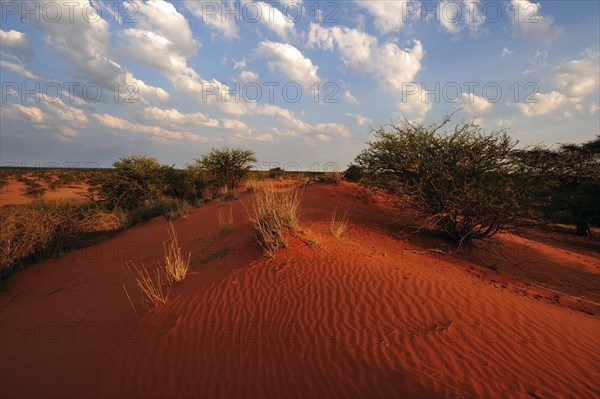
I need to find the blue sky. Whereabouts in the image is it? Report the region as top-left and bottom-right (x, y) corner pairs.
(1, 0), (599, 169)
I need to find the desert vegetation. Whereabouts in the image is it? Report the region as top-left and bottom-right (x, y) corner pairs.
(0, 200), (122, 278)
(124, 223), (190, 312)
(191, 147), (257, 193)
(355, 115), (600, 242)
(247, 182), (302, 257)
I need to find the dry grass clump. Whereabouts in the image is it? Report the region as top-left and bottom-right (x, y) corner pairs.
(245, 179), (265, 193)
(0, 201), (123, 278)
(217, 206), (234, 236)
(247, 182), (302, 257)
(321, 171), (343, 184)
(125, 261), (170, 310)
(329, 209), (350, 238)
(124, 224), (189, 312)
(163, 224), (190, 283)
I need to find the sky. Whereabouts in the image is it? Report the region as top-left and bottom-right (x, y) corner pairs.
(0, 0), (599, 170)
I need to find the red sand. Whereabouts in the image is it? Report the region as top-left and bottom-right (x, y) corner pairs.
(1, 182), (598, 398)
(0, 177), (90, 206)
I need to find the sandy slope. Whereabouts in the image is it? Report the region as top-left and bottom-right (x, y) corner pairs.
(1, 182), (598, 398)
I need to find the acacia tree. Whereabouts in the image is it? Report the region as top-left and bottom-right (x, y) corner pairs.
(355, 115), (531, 243)
(194, 147), (256, 192)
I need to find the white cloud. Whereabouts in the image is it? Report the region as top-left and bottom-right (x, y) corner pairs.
(184, 0), (239, 39)
(439, 1), (463, 34)
(42, 97), (89, 128)
(347, 113), (373, 127)
(458, 93), (492, 116)
(308, 23), (423, 93)
(119, 0), (197, 75)
(551, 50), (599, 100)
(356, 1), (416, 34)
(93, 112), (184, 141)
(501, 47), (512, 58)
(254, 1), (297, 41)
(510, 0), (563, 44)
(1, 104), (47, 125)
(142, 107), (219, 127)
(26, 1), (168, 105)
(0, 59), (41, 80)
(516, 91), (568, 116)
(238, 70), (260, 83)
(590, 103), (599, 115)
(255, 41), (321, 86)
(397, 87), (432, 123)
(0, 29), (33, 61)
(344, 90), (360, 104)
(233, 59), (246, 70)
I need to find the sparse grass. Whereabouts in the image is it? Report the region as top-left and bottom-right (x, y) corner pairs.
(321, 171), (343, 184)
(247, 182), (302, 257)
(217, 206), (234, 236)
(330, 208), (350, 238)
(164, 200), (192, 221)
(163, 223), (190, 283)
(124, 224), (189, 311)
(245, 179), (265, 193)
(194, 247), (231, 267)
(125, 260), (170, 310)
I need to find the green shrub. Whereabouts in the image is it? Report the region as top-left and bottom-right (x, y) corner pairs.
(511, 136), (600, 235)
(93, 156), (168, 210)
(192, 147), (257, 192)
(356, 115), (531, 243)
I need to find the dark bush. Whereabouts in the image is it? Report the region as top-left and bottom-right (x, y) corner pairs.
(344, 164), (364, 182)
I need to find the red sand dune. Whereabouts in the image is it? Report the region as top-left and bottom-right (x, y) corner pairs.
(1, 182), (598, 398)
(0, 177), (90, 206)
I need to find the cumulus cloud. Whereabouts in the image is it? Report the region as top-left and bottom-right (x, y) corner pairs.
(501, 47), (512, 58)
(347, 113), (373, 127)
(397, 84), (432, 123)
(516, 51), (598, 117)
(24, 1), (168, 105)
(458, 93), (493, 116)
(238, 70), (260, 83)
(551, 50), (599, 100)
(184, 0), (239, 39)
(255, 41), (321, 86)
(356, 1), (416, 34)
(253, 1), (297, 41)
(0, 29), (33, 61)
(510, 0), (563, 44)
(516, 91), (568, 116)
(307, 23), (423, 93)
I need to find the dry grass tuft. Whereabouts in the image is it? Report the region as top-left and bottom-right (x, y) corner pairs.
(217, 206), (234, 236)
(247, 182), (302, 257)
(329, 208), (350, 238)
(245, 179), (266, 193)
(125, 261), (170, 309)
(163, 223), (190, 283)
